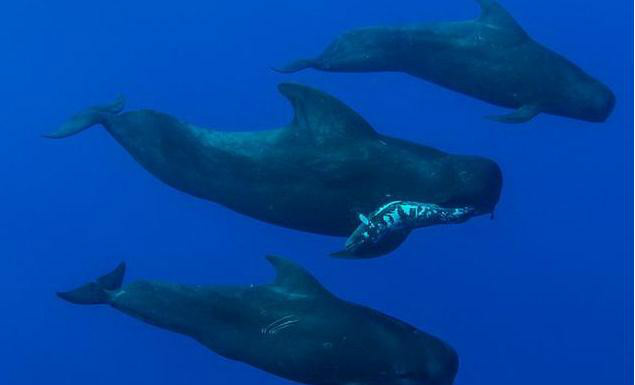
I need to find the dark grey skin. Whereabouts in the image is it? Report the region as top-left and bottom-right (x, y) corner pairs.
(46, 83), (501, 246)
(275, 0), (615, 123)
(58, 256), (459, 385)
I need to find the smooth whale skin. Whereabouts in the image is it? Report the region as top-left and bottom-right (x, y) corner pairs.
(58, 256), (459, 385)
(275, 0), (615, 123)
(46, 83), (501, 239)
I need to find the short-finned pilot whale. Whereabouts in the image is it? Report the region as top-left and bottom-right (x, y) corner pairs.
(275, 0), (615, 123)
(333, 201), (476, 258)
(58, 256), (459, 385)
(46, 83), (501, 255)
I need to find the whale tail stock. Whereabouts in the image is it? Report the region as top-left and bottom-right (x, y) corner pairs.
(43, 95), (125, 139)
(57, 262), (126, 305)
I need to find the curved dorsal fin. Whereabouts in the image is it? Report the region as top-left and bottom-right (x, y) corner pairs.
(476, 0), (526, 36)
(278, 83), (376, 143)
(266, 256), (329, 296)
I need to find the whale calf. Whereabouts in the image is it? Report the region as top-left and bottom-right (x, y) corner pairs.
(333, 201), (476, 258)
(275, 0), (615, 123)
(47, 83), (501, 255)
(58, 256), (459, 385)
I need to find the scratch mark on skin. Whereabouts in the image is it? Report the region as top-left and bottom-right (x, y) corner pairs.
(261, 314), (301, 335)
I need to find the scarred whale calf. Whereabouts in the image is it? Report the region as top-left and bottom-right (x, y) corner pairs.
(46, 83), (501, 256)
(58, 256), (459, 385)
(275, 0), (615, 123)
(333, 202), (475, 258)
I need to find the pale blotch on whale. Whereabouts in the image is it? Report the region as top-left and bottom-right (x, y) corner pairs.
(58, 256), (459, 385)
(332, 201), (476, 258)
(275, 0), (615, 123)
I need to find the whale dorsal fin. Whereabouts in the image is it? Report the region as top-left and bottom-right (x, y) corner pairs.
(278, 83), (377, 143)
(266, 256), (329, 297)
(476, 0), (527, 36)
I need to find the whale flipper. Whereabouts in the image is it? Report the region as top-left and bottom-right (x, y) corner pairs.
(57, 262), (126, 305)
(485, 105), (541, 123)
(278, 83), (377, 143)
(476, 0), (526, 36)
(272, 59), (315, 74)
(44, 95), (125, 139)
(331, 229), (412, 259)
(266, 256), (329, 296)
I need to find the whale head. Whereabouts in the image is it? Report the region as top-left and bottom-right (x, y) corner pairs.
(563, 77), (615, 122)
(390, 335), (459, 385)
(549, 66), (615, 123)
(443, 156), (503, 216)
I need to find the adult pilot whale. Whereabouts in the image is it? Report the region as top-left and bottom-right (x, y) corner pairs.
(45, 83), (502, 256)
(275, 0), (615, 123)
(57, 256), (459, 385)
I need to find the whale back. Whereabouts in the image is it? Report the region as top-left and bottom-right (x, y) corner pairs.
(278, 83), (377, 145)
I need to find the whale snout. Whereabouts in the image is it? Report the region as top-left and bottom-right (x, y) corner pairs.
(447, 157), (503, 215)
(423, 347), (459, 385)
(563, 79), (616, 122)
(402, 339), (458, 385)
(587, 85), (615, 122)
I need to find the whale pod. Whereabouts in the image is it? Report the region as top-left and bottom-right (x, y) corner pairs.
(58, 257), (459, 385)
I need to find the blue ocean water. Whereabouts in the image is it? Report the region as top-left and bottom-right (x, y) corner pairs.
(1, 0), (631, 384)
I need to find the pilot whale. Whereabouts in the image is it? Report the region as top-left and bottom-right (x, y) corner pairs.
(275, 0), (615, 123)
(46, 83), (501, 255)
(58, 256), (459, 385)
(333, 202), (476, 258)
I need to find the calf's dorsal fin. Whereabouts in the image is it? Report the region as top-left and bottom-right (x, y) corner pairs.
(278, 83), (377, 143)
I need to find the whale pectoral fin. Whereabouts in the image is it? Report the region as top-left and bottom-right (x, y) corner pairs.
(272, 59), (314, 74)
(485, 105), (540, 124)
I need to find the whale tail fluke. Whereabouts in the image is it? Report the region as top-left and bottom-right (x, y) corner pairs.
(272, 59), (315, 74)
(57, 262), (126, 305)
(43, 95), (125, 139)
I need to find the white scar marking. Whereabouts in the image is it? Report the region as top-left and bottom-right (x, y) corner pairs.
(261, 314), (301, 335)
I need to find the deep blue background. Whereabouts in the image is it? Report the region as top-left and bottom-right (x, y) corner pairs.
(1, 1), (631, 384)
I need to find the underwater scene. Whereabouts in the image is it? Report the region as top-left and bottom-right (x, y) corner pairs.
(1, 0), (632, 384)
